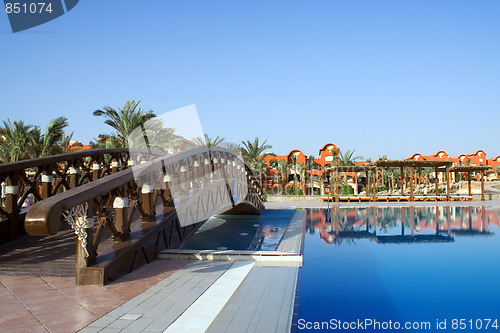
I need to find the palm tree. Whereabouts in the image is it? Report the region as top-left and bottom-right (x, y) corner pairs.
(90, 135), (122, 149)
(288, 155), (305, 195)
(220, 142), (241, 154)
(30, 116), (69, 158)
(241, 137), (272, 186)
(275, 159), (288, 195)
(93, 100), (156, 148)
(337, 149), (363, 167)
(194, 134), (225, 147)
(307, 155), (316, 195)
(240, 138), (272, 163)
(296, 162), (306, 195)
(0, 120), (37, 162)
(337, 149), (363, 186)
(60, 132), (83, 153)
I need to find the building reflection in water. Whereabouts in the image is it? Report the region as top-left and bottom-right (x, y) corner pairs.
(306, 206), (499, 245)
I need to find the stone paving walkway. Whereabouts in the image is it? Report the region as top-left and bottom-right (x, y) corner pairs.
(0, 260), (189, 333)
(1, 207), (307, 332)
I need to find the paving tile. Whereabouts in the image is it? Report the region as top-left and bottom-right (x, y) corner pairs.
(105, 319), (132, 329)
(207, 266), (298, 333)
(0, 314), (44, 332)
(119, 317), (156, 332)
(99, 328), (122, 333)
(78, 327), (102, 333)
(87, 313), (121, 328)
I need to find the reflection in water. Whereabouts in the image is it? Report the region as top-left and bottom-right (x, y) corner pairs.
(299, 205), (500, 331)
(307, 206), (498, 245)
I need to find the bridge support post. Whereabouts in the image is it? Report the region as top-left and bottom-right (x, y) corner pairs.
(5, 173), (20, 240)
(113, 197), (130, 236)
(203, 156), (211, 186)
(92, 163), (101, 181)
(179, 165), (189, 196)
(68, 165), (80, 189)
(193, 160), (200, 190)
(41, 170), (53, 199)
(141, 184), (155, 221)
(72, 201), (98, 285)
(111, 160), (120, 173)
(162, 174), (173, 207)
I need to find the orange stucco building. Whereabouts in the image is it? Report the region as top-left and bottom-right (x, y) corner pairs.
(262, 144), (500, 195)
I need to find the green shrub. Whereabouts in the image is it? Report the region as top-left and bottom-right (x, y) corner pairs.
(340, 185), (354, 195)
(285, 187), (303, 195)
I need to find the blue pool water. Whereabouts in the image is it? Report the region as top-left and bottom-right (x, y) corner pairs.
(182, 209), (294, 251)
(298, 206), (500, 332)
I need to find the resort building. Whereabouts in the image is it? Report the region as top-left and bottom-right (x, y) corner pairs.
(262, 144), (500, 196)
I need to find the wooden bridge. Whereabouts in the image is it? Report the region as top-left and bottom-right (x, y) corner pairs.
(0, 147), (264, 285)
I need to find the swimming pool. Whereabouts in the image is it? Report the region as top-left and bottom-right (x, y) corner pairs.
(181, 209), (295, 251)
(297, 205), (500, 332)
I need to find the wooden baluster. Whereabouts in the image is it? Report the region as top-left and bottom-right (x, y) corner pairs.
(75, 201), (97, 285)
(113, 197), (129, 236)
(193, 158), (200, 192)
(68, 164), (80, 189)
(111, 160), (120, 173)
(203, 155), (211, 187)
(141, 183), (155, 221)
(213, 155), (221, 181)
(92, 162), (101, 181)
(163, 173), (173, 207)
(5, 173), (20, 240)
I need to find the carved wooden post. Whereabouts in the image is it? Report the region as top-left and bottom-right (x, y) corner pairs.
(127, 159), (135, 169)
(41, 169), (53, 199)
(203, 155), (211, 186)
(215, 155), (223, 181)
(226, 158), (233, 180)
(218, 155), (225, 181)
(163, 173), (173, 207)
(193, 158), (200, 191)
(141, 184), (155, 221)
(180, 163), (189, 197)
(113, 197), (129, 235)
(5, 173), (20, 239)
(73, 201), (97, 285)
(111, 160), (120, 173)
(92, 162), (101, 181)
(68, 164), (80, 189)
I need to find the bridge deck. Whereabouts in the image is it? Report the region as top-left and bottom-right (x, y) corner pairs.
(0, 225), (75, 277)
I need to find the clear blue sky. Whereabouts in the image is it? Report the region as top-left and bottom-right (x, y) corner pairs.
(1, 1), (499, 160)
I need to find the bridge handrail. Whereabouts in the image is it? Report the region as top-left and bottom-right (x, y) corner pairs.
(25, 147), (264, 236)
(0, 148), (129, 173)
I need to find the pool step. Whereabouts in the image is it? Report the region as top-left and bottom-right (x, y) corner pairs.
(158, 249), (302, 267)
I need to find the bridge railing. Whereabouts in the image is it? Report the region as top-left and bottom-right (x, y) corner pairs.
(24, 147), (265, 285)
(0, 148), (131, 242)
